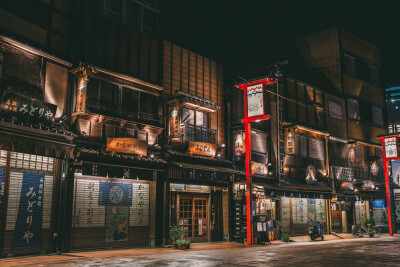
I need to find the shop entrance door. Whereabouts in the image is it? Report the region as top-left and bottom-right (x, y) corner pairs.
(179, 195), (208, 242)
(332, 210), (342, 233)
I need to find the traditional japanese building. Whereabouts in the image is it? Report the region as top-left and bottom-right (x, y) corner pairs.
(0, 37), (74, 257)
(63, 0), (165, 251)
(295, 28), (390, 232)
(161, 41), (239, 244)
(0, 0), (75, 257)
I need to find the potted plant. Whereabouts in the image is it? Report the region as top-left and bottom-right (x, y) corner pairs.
(281, 232), (291, 242)
(169, 227), (184, 249)
(176, 239), (191, 250)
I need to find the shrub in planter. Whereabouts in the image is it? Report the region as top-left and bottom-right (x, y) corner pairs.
(281, 232), (291, 242)
(365, 217), (376, 227)
(176, 239), (191, 250)
(170, 227), (185, 248)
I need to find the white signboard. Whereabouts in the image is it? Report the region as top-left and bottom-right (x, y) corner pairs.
(247, 84), (264, 117)
(384, 137), (398, 158)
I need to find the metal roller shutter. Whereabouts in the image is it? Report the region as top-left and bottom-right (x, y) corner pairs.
(72, 174), (150, 249)
(1, 150), (54, 256)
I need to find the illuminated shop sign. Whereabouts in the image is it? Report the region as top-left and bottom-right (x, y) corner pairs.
(169, 102), (180, 137)
(1, 93), (57, 124)
(247, 83), (265, 117)
(188, 141), (217, 157)
(340, 182), (355, 190)
(251, 162), (268, 176)
(384, 137), (398, 159)
(234, 133), (245, 155)
(349, 147), (356, 162)
(106, 138), (148, 156)
(286, 129), (295, 154)
(362, 180), (376, 191)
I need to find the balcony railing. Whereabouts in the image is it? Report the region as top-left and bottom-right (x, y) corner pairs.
(180, 123), (217, 144)
(85, 99), (163, 126)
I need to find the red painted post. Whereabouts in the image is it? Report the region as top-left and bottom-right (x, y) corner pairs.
(383, 159), (394, 236)
(243, 86), (253, 245)
(244, 119), (253, 245)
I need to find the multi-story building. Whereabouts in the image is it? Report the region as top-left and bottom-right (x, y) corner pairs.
(65, 0), (165, 251)
(228, 28), (392, 240)
(0, 0), (74, 257)
(161, 41), (238, 244)
(295, 27), (390, 232)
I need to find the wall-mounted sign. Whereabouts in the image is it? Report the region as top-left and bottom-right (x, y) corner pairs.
(362, 180), (376, 191)
(305, 165), (317, 184)
(349, 147), (356, 163)
(370, 161), (379, 176)
(251, 161), (268, 176)
(234, 133), (245, 155)
(169, 102), (180, 138)
(1, 93), (57, 124)
(340, 182), (355, 190)
(286, 129), (295, 154)
(384, 137), (398, 159)
(76, 76), (87, 112)
(188, 141), (217, 157)
(106, 138), (147, 156)
(247, 83), (265, 117)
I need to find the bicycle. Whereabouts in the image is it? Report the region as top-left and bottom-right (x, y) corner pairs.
(353, 224), (381, 238)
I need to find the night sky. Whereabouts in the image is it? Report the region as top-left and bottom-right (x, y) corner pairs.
(164, 0), (400, 88)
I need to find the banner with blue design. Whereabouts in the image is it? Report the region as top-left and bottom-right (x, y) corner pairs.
(12, 171), (44, 249)
(98, 181), (132, 206)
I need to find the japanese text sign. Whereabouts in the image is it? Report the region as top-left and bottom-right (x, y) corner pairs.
(1, 93), (57, 124)
(106, 138), (148, 156)
(188, 141), (217, 157)
(384, 137), (398, 159)
(12, 171), (44, 249)
(247, 84), (265, 117)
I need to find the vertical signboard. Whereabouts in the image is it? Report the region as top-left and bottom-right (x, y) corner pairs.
(12, 171), (44, 249)
(384, 137), (398, 159)
(246, 84), (265, 117)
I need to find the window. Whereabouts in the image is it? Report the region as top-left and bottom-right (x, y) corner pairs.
(140, 93), (157, 115)
(122, 87), (139, 113)
(343, 52), (380, 85)
(328, 100), (343, 120)
(141, 6), (156, 37)
(369, 65), (380, 84)
(359, 102), (372, 123)
(344, 54), (356, 76)
(104, 0), (123, 23)
(182, 108), (208, 127)
(100, 0), (158, 38)
(100, 81), (119, 105)
(347, 99), (360, 120)
(372, 106), (383, 126)
(182, 108), (195, 125)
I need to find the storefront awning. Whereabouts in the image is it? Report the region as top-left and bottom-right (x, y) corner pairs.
(0, 121), (75, 159)
(168, 161), (242, 184)
(264, 187), (332, 199)
(171, 161), (242, 174)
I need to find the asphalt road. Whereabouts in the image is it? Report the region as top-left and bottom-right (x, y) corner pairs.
(6, 237), (400, 267)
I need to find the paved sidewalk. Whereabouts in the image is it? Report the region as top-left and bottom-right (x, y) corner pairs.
(0, 234), (394, 266)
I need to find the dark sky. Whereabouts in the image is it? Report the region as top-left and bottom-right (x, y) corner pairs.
(164, 0), (400, 88)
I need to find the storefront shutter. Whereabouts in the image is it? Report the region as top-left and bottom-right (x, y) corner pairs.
(1, 151), (54, 256)
(72, 175), (150, 249)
